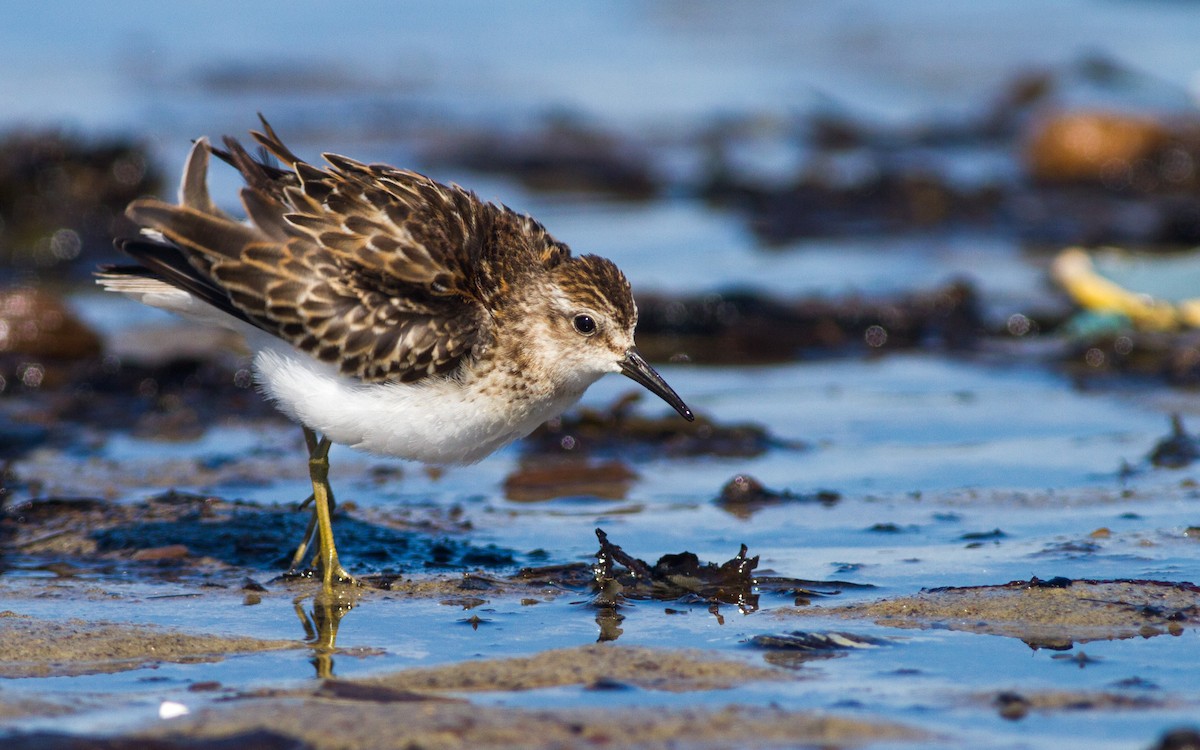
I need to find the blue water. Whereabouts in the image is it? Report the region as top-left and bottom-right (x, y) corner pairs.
(6, 0), (1200, 132)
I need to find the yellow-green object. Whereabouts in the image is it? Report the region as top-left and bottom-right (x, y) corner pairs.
(1051, 246), (1200, 330)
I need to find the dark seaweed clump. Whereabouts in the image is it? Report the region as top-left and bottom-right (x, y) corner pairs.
(0, 130), (159, 278)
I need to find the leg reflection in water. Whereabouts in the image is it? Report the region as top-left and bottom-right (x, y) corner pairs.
(294, 590), (358, 679)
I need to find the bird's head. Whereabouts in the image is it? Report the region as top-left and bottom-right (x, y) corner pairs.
(538, 254), (693, 421)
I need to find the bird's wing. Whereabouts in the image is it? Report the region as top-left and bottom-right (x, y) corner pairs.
(123, 121), (514, 383)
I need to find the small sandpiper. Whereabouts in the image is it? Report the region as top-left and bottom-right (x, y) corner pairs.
(99, 117), (693, 592)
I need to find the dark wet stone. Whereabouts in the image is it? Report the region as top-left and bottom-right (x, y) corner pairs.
(1109, 676), (1159, 690)
(524, 392), (795, 460)
(718, 474), (774, 504)
(3, 496), (107, 522)
(1061, 329), (1200, 388)
(5, 351), (297, 479)
(1035, 539), (1104, 557)
(928, 577), (1072, 594)
(2, 730), (311, 750)
(513, 562), (595, 588)
(584, 676), (635, 691)
(715, 474), (839, 518)
(1149, 415), (1200, 469)
(995, 691), (1032, 721)
(439, 596), (487, 609)
(316, 679), (455, 703)
(634, 281), (984, 365)
(424, 118), (658, 199)
(1150, 727), (1200, 750)
(749, 631), (889, 651)
(753, 630), (881, 668)
(961, 528), (1006, 541)
(702, 167), (1003, 244)
(457, 545), (516, 567)
(456, 573), (498, 591)
(3, 352), (286, 457)
(1027, 576), (1075, 589)
(0, 130), (160, 277)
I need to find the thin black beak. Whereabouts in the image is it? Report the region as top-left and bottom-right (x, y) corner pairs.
(618, 349), (694, 421)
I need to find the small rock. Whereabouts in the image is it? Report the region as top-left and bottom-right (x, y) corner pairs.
(1150, 727), (1200, 750)
(1025, 110), (1170, 183)
(0, 287), (101, 360)
(995, 691), (1032, 720)
(1149, 415), (1200, 469)
(715, 474), (839, 518)
(131, 544), (190, 561)
(503, 458), (636, 502)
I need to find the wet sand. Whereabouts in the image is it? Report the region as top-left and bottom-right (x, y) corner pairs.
(779, 578), (1200, 649)
(1, 498), (1196, 748)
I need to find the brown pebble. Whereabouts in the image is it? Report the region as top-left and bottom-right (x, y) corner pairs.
(503, 459), (636, 502)
(187, 681), (222, 692)
(0, 288), (101, 362)
(131, 544), (189, 561)
(720, 474), (771, 504)
(1025, 110), (1169, 183)
(995, 691), (1031, 720)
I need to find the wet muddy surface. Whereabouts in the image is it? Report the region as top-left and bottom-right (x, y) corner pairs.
(0, 612), (299, 679)
(5, 3), (1200, 748)
(779, 578), (1200, 650)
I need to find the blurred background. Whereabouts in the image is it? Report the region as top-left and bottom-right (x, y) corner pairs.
(6, 0), (1200, 291)
(7, 0), (1200, 360)
(8, 1), (1200, 430)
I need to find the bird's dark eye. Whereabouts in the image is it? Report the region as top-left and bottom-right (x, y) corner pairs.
(572, 314), (597, 336)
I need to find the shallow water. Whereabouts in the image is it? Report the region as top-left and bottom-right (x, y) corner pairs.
(4, 3), (1200, 748)
(7, 347), (1200, 747)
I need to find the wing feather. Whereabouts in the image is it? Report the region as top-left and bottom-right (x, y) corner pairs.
(115, 123), (548, 383)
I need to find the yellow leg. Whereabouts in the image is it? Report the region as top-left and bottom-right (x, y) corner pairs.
(301, 427), (357, 592)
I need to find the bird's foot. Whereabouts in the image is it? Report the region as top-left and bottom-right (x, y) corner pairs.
(321, 561), (363, 590)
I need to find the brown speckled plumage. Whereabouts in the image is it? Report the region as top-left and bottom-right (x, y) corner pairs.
(121, 116), (632, 385)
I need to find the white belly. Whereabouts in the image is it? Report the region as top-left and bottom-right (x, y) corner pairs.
(252, 345), (593, 465)
(97, 284), (602, 465)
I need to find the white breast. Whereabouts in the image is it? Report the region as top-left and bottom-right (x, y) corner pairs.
(99, 283), (599, 465)
(252, 343), (593, 465)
